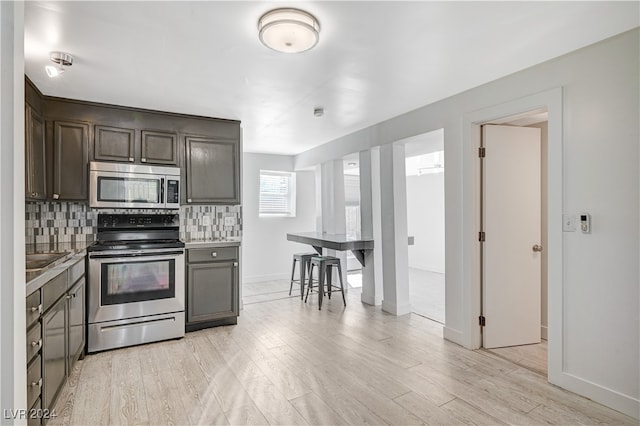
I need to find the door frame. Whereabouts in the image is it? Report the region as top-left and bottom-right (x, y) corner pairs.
(462, 88), (563, 383)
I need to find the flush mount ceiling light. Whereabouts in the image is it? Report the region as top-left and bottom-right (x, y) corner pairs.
(45, 51), (74, 78)
(258, 8), (320, 53)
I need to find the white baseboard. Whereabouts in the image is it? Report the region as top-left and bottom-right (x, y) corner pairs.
(242, 273), (289, 284)
(443, 326), (464, 346)
(381, 300), (412, 316)
(541, 325), (548, 340)
(552, 371), (639, 420)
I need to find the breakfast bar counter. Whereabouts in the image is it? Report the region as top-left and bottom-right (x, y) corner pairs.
(286, 232), (373, 266)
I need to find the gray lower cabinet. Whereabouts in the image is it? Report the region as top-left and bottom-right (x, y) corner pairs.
(184, 136), (240, 204)
(67, 278), (85, 371)
(186, 247), (239, 330)
(27, 256), (86, 425)
(41, 295), (66, 412)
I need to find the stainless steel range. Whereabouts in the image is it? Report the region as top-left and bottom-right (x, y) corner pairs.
(87, 213), (185, 353)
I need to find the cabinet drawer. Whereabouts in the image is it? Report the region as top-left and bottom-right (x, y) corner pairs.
(68, 257), (85, 285)
(27, 398), (41, 426)
(26, 290), (42, 329)
(42, 271), (67, 312)
(188, 247), (238, 263)
(27, 324), (42, 364)
(26, 355), (42, 410)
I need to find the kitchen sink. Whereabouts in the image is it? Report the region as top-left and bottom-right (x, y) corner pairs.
(26, 252), (71, 271)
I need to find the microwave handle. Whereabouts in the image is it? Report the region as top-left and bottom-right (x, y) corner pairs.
(161, 178), (165, 203)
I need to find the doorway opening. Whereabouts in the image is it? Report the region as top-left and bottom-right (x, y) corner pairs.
(403, 129), (446, 324)
(479, 110), (549, 376)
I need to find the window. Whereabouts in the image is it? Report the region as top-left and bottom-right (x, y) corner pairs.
(259, 170), (296, 217)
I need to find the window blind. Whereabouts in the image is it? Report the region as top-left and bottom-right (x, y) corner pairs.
(259, 170), (296, 216)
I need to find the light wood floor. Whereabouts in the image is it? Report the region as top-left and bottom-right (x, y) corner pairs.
(50, 289), (635, 426)
(408, 268), (445, 324)
(486, 341), (548, 377)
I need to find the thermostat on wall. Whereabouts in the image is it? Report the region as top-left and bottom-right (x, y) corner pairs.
(580, 213), (591, 233)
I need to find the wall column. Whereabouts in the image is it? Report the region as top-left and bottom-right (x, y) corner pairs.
(359, 148), (383, 305)
(379, 143), (411, 315)
(316, 160), (348, 288)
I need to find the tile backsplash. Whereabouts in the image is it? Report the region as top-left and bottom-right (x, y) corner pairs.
(25, 202), (242, 245)
(25, 202), (95, 244)
(179, 205), (242, 241)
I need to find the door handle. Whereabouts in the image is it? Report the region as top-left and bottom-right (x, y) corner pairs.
(532, 244), (543, 252)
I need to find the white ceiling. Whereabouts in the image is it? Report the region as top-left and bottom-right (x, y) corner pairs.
(24, 1), (638, 155)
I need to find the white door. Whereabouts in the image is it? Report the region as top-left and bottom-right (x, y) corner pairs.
(483, 124), (541, 348)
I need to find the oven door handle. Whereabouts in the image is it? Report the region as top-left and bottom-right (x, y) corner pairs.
(89, 250), (184, 259)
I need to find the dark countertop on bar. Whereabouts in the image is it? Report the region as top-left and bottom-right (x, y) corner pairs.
(286, 232), (374, 251)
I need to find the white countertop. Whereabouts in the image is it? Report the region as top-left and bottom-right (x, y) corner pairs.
(182, 238), (242, 249)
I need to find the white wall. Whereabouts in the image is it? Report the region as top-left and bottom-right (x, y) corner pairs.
(242, 153), (315, 283)
(406, 173), (445, 273)
(294, 29), (639, 418)
(1, 1), (26, 420)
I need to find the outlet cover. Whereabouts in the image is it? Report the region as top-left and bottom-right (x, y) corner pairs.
(562, 214), (576, 232)
(224, 216), (235, 227)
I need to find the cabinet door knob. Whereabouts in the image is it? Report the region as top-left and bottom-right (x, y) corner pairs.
(211, 252), (217, 258)
(66, 294), (72, 300)
(187, 198), (192, 203)
(53, 193), (60, 199)
(29, 304), (42, 314)
(30, 378), (42, 388)
(233, 262), (238, 267)
(141, 158), (147, 163)
(31, 192), (36, 197)
(31, 339), (42, 348)
(128, 157), (134, 162)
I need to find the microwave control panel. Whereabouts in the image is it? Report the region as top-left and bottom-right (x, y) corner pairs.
(167, 179), (180, 204)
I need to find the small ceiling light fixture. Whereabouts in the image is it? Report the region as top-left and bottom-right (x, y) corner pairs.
(45, 51), (74, 78)
(258, 8), (320, 53)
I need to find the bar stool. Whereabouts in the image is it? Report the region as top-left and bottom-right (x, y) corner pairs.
(290, 253), (317, 299)
(305, 255), (346, 310)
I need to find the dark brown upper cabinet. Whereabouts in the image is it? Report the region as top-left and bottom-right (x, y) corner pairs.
(93, 126), (177, 166)
(51, 121), (89, 201)
(25, 104), (46, 200)
(185, 136), (240, 205)
(93, 125), (135, 163)
(140, 130), (178, 165)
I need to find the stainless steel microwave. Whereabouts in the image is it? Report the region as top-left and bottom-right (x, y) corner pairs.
(89, 161), (180, 209)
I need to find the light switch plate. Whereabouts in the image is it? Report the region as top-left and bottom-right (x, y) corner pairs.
(562, 214), (576, 232)
(225, 216), (235, 227)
